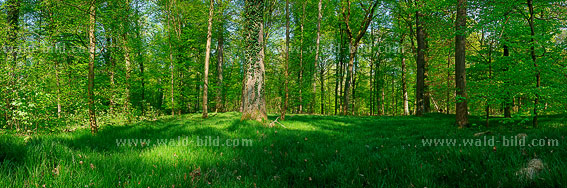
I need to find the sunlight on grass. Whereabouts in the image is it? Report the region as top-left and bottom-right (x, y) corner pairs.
(1, 113), (566, 187)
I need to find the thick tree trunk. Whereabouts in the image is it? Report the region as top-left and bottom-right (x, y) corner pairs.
(340, 0), (378, 115)
(241, 0), (267, 121)
(415, 7), (426, 116)
(88, 1), (98, 134)
(203, 0), (214, 118)
(343, 46), (356, 115)
(455, 0), (469, 127)
(281, 0), (289, 120)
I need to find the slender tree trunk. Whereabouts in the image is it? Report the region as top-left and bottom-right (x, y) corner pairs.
(486, 42), (493, 127)
(313, 0), (322, 114)
(381, 79), (385, 115)
(122, 0), (132, 115)
(446, 52), (451, 114)
(503, 44), (512, 118)
(123, 35), (131, 114)
(88, 0), (98, 134)
(56, 61), (62, 118)
(241, 0), (267, 121)
(167, 1), (175, 116)
(298, 2), (305, 114)
(203, 0), (214, 118)
(281, 0), (289, 120)
(334, 28), (341, 115)
(109, 37), (116, 113)
(455, 0), (469, 127)
(527, 0), (539, 128)
(216, 2), (225, 113)
(401, 35), (409, 116)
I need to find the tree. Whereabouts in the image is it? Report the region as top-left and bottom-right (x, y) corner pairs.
(5, 0), (21, 128)
(216, 0), (226, 113)
(314, 0), (322, 114)
(455, 0), (469, 127)
(341, 0), (379, 115)
(203, 0), (215, 118)
(415, 0), (428, 116)
(401, 34), (409, 116)
(527, 0), (539, 128)
(281, 0), (289, 120)
(88, 0), (98, 133)
(241, 0), (267, 121)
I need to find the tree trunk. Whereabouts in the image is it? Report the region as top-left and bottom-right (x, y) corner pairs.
(123, 35), (131, 114)
(298, 2), (305, 114)
(401, 35), (409, 116)
(109, 37), (116, 113)
(241, 0), (267, 121)
(313, 0), (322, 114)
(415, 6), (426, 116)
(503, 44), (512, 118)
(88, 0), (98, 134)
(281, 0), (289, 120)
(446, 52), (451, 114)
(527, 0), (539, 128)
(216, 2), (225, 113)
(455, 0), (469, 127)
(203, 0), (214, 118)
(340, 0), (378, 115)
(167, 1), (175, 116)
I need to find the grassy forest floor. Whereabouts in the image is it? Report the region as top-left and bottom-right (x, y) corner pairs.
(1, 112), (566, 187)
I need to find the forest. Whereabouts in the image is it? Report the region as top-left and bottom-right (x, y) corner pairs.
(1, 0), (567, 187)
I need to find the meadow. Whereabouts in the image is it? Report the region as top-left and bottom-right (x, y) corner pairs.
(1, 113), (566, 187)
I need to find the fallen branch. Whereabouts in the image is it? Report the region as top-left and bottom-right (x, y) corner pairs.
(269, 117), (287, 128)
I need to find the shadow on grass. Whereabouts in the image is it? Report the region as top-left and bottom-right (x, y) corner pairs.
(1, 112), (566, 187)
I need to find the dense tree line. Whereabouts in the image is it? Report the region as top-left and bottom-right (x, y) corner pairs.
(0, 0), (566, 133)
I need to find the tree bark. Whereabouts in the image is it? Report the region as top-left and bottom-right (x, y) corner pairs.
(167, 0), (175, 116)
(341, 0), (378, 115)
(241, 0), (267, 121)
(455, 0), (469, 127)
(313, 0), (322, 114)
(298, 2), (305, 114)
(401, 34), (409, 116)
(216, 1), (225, 113)
(203, 0), (214, 118)
(88, 0), (98, 134)
(281, 0), (289, 120)
(415, 4), (427, 116)
(527, 0), (539, 128)
(503, 44), (512, 118)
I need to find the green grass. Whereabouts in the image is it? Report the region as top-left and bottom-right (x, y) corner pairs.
(1, 112), (566, 187)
